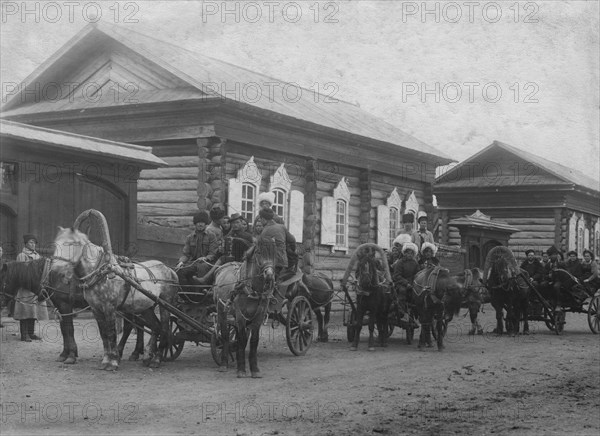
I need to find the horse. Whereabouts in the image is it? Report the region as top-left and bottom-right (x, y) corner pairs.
(341, 243), (392, 352)
(212, 251), (275, 378)
(412, 266), (462, 351)
(50, 226), (179, 370)
(0, 258), (145, 363)
(483, 246), (530, 336)
(454, 268), (490, 335)
(289, 273), (334, 342)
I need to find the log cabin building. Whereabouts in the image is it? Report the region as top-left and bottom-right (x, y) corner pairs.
(434, 141), (600, 261)
(0, 23), (453, 279)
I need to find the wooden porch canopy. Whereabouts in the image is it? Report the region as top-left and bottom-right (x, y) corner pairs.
(449, 210), (520, 269)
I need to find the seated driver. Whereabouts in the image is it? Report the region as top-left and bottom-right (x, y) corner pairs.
(392, 242), (420, 323)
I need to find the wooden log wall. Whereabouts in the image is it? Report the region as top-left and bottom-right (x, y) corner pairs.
(137, 140), (199, 229)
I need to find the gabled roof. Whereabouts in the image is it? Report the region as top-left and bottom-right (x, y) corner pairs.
(0, 119), (167, 168)
(0, 22), (452, 163)
(436, 140), (599, 193)
(448, 210), (520, 233)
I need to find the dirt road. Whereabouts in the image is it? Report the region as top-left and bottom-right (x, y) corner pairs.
(1, 309), (598, 435)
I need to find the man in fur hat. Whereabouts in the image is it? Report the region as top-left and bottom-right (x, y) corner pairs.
(255, 192), (285, 225)
(520, 249), (545, 288)
(176, 211), (220, 287)
(565, 250), (583, 280)
(255, 208), (289, 278)
(226, 213), (253, 262)
(392, 242), (421, 323)
(541, 245), (567, 311)
(419, 242), (440, 269)
(411, 211), (435, 252)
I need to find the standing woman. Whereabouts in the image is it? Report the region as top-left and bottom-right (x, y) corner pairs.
(14, 234), (48, 341)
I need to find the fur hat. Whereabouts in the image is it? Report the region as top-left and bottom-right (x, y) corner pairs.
(402, 242), (419, 254)
(393, 234), (412, 247)
(259, 207), (274, 221)
(583, 249), (595, 260)
(417, 211), (428, 223)
(229, 213), (243, 223)
(193, 211), (211, 225)
(567, 250), (578, 258)
(402, 213), (414, 223)
(421, 242), (437, 256)
(23, 234), (38, 244)
(258, 192), (275, 206)
(546, 245), (561, 256)
(525, 249), (535, 256)
(209, 206), (226, 221)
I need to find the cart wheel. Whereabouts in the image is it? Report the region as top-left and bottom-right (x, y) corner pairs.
(346, 309), (357, 343)
(210, 321), (238, 366)
(286, 296), (313, 356)
(542, 306), (556, 332)
(587, 295), (600, 334)
(162, 317), (184, 362)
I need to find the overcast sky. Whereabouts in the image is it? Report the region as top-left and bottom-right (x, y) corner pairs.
(1, 0), (598, 183)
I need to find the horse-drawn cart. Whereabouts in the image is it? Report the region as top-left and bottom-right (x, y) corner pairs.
(62, 209), (337, 371)
(525, 269), (600, 335)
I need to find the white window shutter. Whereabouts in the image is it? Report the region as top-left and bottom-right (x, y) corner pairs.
(288, 190), (304, 243)
(228, 177), (243, 216)
(320, 196), (336, 246)
(377, 204), (390, 249)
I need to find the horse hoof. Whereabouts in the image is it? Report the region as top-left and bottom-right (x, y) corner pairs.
(237, 371), (247, 378)
(468, 329), (475, 336)
(437, 346), (445, 352)
(426, 343), (433, 348)
(64, 357), (76, 365)
(477, 329), (484, 335)
(56, 355), (67, 362)
(128, 353), (140, 361)
(522, 330), (529, 336)
(218, 366), (228, 373)
(251, 371), (262, 379)
(149, 361), (160, 369)
(349, 346), (357, 351)
(105, 364), (118, 371)
(142, 359), (151, 367)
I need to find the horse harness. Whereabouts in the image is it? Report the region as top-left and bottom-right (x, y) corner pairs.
(413, 267), (449, 307)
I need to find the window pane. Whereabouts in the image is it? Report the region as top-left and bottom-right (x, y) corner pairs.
(242, 183), (254, 224)
(273, 188), (286, 222)
(336, 200), (346, 246)
(389, 207), (398, 247)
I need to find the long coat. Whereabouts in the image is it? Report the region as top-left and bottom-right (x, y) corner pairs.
(256, 221), (288, 269)
(13, 248), (49, 321)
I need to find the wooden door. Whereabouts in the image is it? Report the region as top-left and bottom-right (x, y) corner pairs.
(27, 172), (127, 255)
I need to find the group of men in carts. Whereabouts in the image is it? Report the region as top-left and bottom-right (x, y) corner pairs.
(173, 192), (599, 313)
(174, 192), (300, 297)
(519, 244), (599, 312)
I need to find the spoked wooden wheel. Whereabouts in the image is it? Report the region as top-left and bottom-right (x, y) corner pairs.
(161, 317), (185, 361)
(286, 296), (313, 356)
(210, 321), (238, 366)
(587, 295), (600, 334)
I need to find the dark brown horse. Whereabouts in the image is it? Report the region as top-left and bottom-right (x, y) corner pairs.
(213, 251), (275, 378)
(413, 266), (462, 351)
(483, 246), (530, 336)
(0, 258), (145, 363)
(341, 243), (392, 351)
